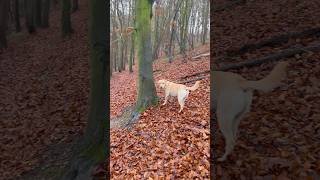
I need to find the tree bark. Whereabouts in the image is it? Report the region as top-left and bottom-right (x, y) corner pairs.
(135, 0), (158, 112)
(62, 0), (73, 38)
(61, 0), (108, 179)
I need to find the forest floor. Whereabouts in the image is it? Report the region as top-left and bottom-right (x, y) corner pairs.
(0, 1), (92, 180)
(110, 45), (210, 178)
(212, 0), (320, 179)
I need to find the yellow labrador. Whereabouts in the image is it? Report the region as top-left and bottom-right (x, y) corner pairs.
(157, 80), (200, 113)
(213, 61), (288, 161)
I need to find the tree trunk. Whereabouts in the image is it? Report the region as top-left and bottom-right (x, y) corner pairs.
(61, 0), (108, 179)
(26, 0), (36, 33)
(166, 0), (183, 63)
(62, 0), (73, 38)
(152, 9), (160, 60)
(41, 0), (50, 27)
(35, 0), (42, 26)
(0, 0), (9, 50)
(72, 0), (78, 12)
(135, 0), (158, 112)
(201, 0), (209, 45)
(14, 0), (21, 32)
(129, 33), (134, 73)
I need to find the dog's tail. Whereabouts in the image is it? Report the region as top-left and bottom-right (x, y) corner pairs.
(240, 61), (288, 93)
(186, 81), (200, 91)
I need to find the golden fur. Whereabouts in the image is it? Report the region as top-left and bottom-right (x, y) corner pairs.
(157, 80), (200, 113)
(213, 61), (288, 161)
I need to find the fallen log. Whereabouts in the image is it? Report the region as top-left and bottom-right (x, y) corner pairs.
(227, 27), (320, 56)
(179, 42), (320, 83)
(192, 52), (210, 59)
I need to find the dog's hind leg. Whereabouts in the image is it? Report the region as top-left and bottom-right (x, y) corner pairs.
(216, 105), (236, 161)
(232, 91), (253, 141)
(178, 90), (189, 113)
(217, 118), (236, 162)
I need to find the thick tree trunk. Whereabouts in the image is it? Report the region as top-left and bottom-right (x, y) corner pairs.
(14, 0), (21, 32)
(61, 0), (108, 179)
(72, 0), (78, 12)
(41, 0), (50, 28)
(135, 0), (158, 112)
(0, 0), (9, 50)
(62, 0), (73, 37)
(26, 0), (36, 33)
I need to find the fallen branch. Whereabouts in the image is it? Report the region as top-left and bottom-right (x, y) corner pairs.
(218, 42), (320, 71)
(179, 42), (320, 82)
(227, 27), (320, 56)
(177, 75), (210, 84)
(192, 52), (210, 59)
(180, 70), (210, 79)
(214, 0), (247, 13)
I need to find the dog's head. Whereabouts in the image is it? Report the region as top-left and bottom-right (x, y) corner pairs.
(157, 79), (167, 89)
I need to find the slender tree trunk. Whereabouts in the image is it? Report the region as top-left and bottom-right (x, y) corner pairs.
(120, 40), (125, 71)
(62, 0), (73, 38)
(41, 0), (50, 27)
(25, 0), (36, 33)
(129, 33), (134, 73)
(152, 10), (160, 60)
(61, 0), (108, 179)
(35, 0), (42, 26)
(117, 40), (122, 72)
(110, 46), (113, 77)
(135, 0), (158, 112)
(166, 0), (183, 63)
(0, 0), (9, 50)
(14, 0), (21, 32)
(201, 0), (209, 44)
(72, 0), (78, 12)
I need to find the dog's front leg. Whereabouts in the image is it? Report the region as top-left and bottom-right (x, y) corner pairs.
(162, 91), (169, 106)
